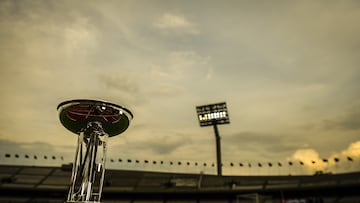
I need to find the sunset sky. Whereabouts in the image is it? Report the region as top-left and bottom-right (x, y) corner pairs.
(0, 0), (359, 175)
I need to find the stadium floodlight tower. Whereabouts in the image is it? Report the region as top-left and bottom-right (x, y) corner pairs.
(196, 102), (230, 176)
(57, 99), (133, 203)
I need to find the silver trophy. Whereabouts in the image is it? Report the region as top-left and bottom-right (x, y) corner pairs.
(57, 99), (133, 202)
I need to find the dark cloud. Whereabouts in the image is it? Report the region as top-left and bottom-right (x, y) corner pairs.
(0, 138), (73, 155)
(110, 131), (193, 158)
(223, 131), (303, 159)
(98, 73), (139, 93)
(323, 112), (360, 131)
(145, 133), (191, 155)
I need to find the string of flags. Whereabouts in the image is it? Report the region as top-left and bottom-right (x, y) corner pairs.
(109, 156), (357, 168)
(3, 153), (358, 168)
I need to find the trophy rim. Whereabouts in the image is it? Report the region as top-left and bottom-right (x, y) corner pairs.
(57, 99), (133, 137)
(57, 99), (133, 119)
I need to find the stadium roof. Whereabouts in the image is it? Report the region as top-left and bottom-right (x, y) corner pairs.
(1, 164), (359, 194)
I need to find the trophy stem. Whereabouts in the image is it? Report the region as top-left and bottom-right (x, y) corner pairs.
(67, 121), (108, 203)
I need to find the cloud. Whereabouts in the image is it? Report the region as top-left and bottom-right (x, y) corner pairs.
(323, 112), (360, 131)
(146, 83), (184, 97)
(223, 131), (304, 161)
(0, 138), (73, 155)
(110, 131), (192, 159)
(153, 13), (199, 35)
(1, 0), (360, 175)
(143, 50), (212, 98)
(96, 72), (151, 106)
(148, 134), (191, 154)
(292, 141), (360, 173)
(149, 51), (212, 82)
(168, 51), (211, 79)
(63, 17), (98, 55)
(292, 148), (325, 167)
(340, 141), (360, 158)
(98, 73), (139, 93)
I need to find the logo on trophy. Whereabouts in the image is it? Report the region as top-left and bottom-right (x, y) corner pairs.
(57, 99), (133, 202)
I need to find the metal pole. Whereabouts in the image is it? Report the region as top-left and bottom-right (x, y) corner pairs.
(67, 121), (107, 202)
(213, 122), (222, 176)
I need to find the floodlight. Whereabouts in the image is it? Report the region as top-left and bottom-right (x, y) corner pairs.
(195, 102), (230, 176)
(196, 102), (230, 127)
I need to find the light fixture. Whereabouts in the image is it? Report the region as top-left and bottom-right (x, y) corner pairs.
(196, 102), (230, 176)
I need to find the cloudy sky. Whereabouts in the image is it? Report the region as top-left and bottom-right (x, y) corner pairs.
(0, 0), (360, 175)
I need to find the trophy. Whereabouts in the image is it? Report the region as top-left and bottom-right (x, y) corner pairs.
(57, 99), (133, 202)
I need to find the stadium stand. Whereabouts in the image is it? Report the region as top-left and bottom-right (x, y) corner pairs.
(1, 164), (359, 203)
